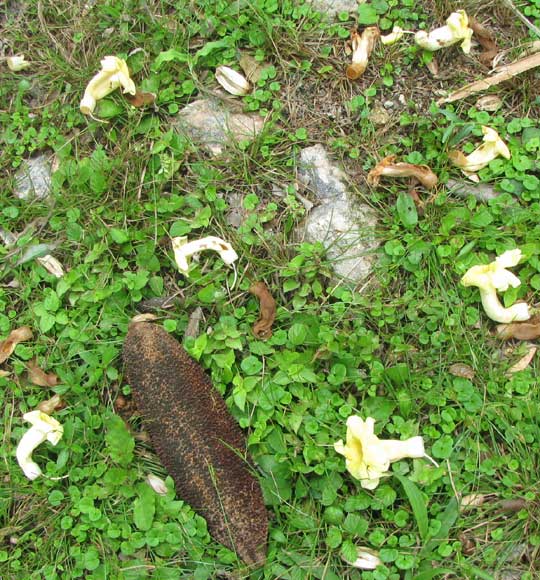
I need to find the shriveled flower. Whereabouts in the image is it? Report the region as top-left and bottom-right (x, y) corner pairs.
(346, 27), (380, 80)
(334, 416), (425, 490)
(449, 126), (511, 178)
(380, 26), (405, 46)
(172, 236), (238, 276)
(367, 155), (438, 189)
(80, 56), (136, 115)
(16, 411), (63, 480)
(7, 55), (30, 71)
(415, 10), (473, 53)
(461, 249), (530, 323)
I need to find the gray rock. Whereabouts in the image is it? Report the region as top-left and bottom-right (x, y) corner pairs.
(447, 179), (500, 202)
(297, 144), (349, 202)
(306, 0), (359, 18)
(296, 145), (379, 284)
(14, 154), (53, 200)
(174, 98), (264, 156)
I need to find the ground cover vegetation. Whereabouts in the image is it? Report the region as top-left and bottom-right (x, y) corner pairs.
(1, 0), (539, 578)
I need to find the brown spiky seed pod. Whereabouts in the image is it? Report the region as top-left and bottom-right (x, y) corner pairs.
(123, 322), (267, 566)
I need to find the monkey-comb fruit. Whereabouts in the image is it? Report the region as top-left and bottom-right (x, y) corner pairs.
(123, 322), (268, 566)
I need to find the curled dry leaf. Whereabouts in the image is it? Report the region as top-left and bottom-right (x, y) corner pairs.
(239, 52), (265, 83)
(26, 359), (59, 387)
(37, 394), (65, 414)
(449, 363), (475, 380)
(476, 95), (502, 112)
(507, 345), (536, 374)
(36, 255), (65, 278)
(461, 493), (486, 509)
(496, 317), (540, 341)
(425, 57), (439, 77)
(125, 89), (157, 108)
(0, 327), (33, 364)
(131, 313), (159, 324)
(346, 27), (380, 80)
(469, 17), (498, 67)
(185, 307), (204, 339)
(249, 281), (276, 340)
(367, 155), (438, 189)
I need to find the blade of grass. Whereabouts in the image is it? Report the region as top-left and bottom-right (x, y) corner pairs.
(395, 474), (429, 541)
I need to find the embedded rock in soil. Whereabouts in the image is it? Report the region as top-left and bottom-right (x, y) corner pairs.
(14, 154), (53, 200)
(447, 179), (500, 202)
(296, 145), (379, 285)
(174, 98), (264, 156)
(306, 0), (359, 18)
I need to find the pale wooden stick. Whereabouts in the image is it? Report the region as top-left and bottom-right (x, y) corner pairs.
(437, 51), (540, 104)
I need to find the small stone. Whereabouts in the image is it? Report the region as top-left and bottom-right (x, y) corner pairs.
(297, 144), (349, 202)
(14, 154), (53, 200)
(174, 98), (264, 156)
(296, 145), (379, 285)
(383, 100), (394, 109)
(370, 103), (391, 126)
(306, 0), (360, 18)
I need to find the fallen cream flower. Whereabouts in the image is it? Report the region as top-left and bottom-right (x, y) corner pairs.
(367, 155), (438, 189)
(7, 55), (30, 71)
(334, 416), (425, 490)
(16, 410), (63, 480)
(172, 236), (238, 276)
(80, 56), (136, 115)
(415, 10), (473, 54)
(215, 66), (251, 96)
(346, 27), (380, 80)
(343, 547), (382, 570)
(381, 26), (405, 46)
(449, 126), (511, 177)
(461, 249), (530, 323)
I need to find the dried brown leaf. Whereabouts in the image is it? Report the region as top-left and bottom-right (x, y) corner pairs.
(0, 326), (33, 364)
(37, 394), (65, 414)
(249, 281), (276, 340)
(185, 307), (204, 339)
(496, 317), (540, 341)
(425, 58), (439, 77)
(26, 359), (59, 387)
(449, 363), (475, 380)
(125, 89), (157, 107)
(507, 345), (536, 374)
(498, 498), (527, 513)
(367, 155), (438, 189)
(470, 17), (499, 67)
(239, 52), (265, 83)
